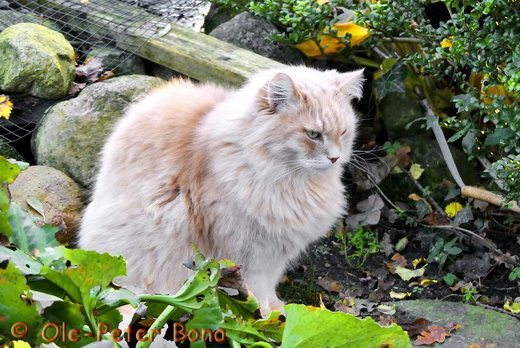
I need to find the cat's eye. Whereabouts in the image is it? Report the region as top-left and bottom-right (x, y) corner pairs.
(306, 129), (321, 139)
(341, 129), (347, 135)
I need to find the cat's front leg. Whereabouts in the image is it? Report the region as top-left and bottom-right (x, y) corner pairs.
(243, 265), (286, 316)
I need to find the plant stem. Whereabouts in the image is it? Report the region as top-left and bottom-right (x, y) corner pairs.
(136, 305), (176, 348)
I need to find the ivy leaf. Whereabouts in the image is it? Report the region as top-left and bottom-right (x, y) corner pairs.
(461, 128), (478, 155)
(452, 94), (479, 112)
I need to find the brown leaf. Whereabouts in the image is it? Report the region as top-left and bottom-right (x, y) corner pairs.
(68, 82), (86, 95)
(384, 253), (408, 274)
(414, 326), (452, 345)
(218, 265), (248, 299)
(76, 57), (105, 83)
(399, 318), (431, 337)
(378, 316), (397, 327)
(449, 280), (473, 292)
(422, 211), (451, 226)
(316, 277), (343, 293)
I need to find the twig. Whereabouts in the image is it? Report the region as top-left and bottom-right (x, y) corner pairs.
(400, 165), (447, 217)
(474, 302), (520, 320)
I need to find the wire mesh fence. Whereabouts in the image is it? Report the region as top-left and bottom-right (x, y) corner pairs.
(0, 0), (208, 144)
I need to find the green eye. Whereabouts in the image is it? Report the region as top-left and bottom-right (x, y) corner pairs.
(306, 129), (321, 139)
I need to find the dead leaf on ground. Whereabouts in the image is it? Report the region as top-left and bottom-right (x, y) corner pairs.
(381, 232), (394, 256)
(395, 265), (426, 281)
(399, 318), (431, 337)
(493, 252), (519, 270)
(316, 277), (342, 293)
(449, 280), (474, 292)
(385, 253), (408, 273)
(422, 211), (451, 226)
(389, 291), (411, 299)
(68, 82), (87, 94)
(345, 194), (385, 230)
(377, 304), (396, 316)
(76, 57), (106, 83)
(414, 325), (457, 345)
(348, 155), (398, 191)
(378, 316), (397, 327)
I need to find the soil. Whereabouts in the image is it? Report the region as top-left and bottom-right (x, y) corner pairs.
(279, 219), (520, 314)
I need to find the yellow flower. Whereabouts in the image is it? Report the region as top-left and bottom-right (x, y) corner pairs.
(440, 38), (453, 48)
(445, 202), (463, 217)
(295, 23), (369, 57)
(0, 95), (14, 120)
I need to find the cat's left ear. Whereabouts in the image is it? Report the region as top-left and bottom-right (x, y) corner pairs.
(260, 72), (302, 113)
(336, 69), (365, 100)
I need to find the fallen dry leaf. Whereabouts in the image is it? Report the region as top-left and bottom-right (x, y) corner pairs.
(399, 318), (431, 337)
(422, 211), (451, 226)
(316, 277), (342, 293)
(420, 279), (438, 287)
(409, 163), (424, 180)
(76, 57), (106, 83)
(0, 94), (14, 120)
(345, 194), (385, 229)
(414, 325), (454, 345)
(378, 316), (398, 327)
(377, 304), (396, 316)
(385, 253), (408, 274)
(412, 258), (427, 269)
(389, 291), (411, 299)
(395, 265), (426, 281)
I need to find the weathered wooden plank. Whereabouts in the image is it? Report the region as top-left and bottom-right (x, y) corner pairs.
(12, 0), (285, 86)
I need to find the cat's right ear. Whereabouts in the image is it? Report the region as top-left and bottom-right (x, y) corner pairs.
(258, 73), (301, 113)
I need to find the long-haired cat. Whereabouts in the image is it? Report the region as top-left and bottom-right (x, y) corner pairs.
(79, 66), (364, 314)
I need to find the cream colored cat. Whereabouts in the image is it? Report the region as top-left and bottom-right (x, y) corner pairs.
(79, 66), (364, 314)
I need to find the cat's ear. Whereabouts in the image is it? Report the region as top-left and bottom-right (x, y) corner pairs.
(336, 69), (365, 100)
(260, 72), (301, 112)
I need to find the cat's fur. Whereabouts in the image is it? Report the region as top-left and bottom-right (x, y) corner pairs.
(79, 66), (364, 313)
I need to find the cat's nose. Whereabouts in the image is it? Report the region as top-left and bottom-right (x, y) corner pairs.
(328, 156), (339, 163)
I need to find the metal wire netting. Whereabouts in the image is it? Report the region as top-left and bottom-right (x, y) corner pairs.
(0, 0), (207, 144)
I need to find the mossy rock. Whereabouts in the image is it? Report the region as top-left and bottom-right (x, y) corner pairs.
(392, 300), (520, 348)
(380, 92), (423, 139)
(32, 75), (162, 188)
(86, 47), (146, 76)
(380, 135), (478, 202)
(0, 10), (60, 32)
(9, 166), (84, 244)
(0, 23), (75, 99)
(0, 140), (23, 160)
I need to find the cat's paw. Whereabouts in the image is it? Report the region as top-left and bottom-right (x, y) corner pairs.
(260, 298), (285, 317)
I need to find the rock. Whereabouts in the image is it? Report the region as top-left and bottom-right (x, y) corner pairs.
(0, 23), (75, 99)
(401, 135), (479, 186)
(33, 75), (162, 188)
(391, 300), (520, 348)
(209, 12), (304, 65)
(0, 10), (60, 32)
(380, 92), (423, 139)
(150, 63), (184, 81)
(0, 139), (23, 160)
(204, 3), (233, 34)
(86, 47), (146, 76)
(8, 166), (84, 244)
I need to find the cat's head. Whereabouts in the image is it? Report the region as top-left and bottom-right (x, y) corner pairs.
(250, 66), (364, 172)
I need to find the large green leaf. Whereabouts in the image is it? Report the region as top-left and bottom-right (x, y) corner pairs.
(0, 263), (43, 343)
(0, 246), (42, 275)
(0, 157), (21, 184)
(8, 203), (60, 253)
(280, 304), (412, 348)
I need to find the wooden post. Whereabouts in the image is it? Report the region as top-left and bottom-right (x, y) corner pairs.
(12, 0), (285, 86)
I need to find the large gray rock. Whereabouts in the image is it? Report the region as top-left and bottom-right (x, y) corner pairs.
(32, 75), (162, 188)
(9, 166), (84, 244)
(86, 47), (146, 76)
(0, 23), (75, 99)
(0, 10), (60, 32)
(380, 92), (423, 139)
(209, 12), (303, 65)
(400, 135), (479, 186)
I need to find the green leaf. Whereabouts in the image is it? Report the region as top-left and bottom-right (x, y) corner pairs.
(97, 287), (140, 309)
(0, 185), (12, 237)
(0, 263), (43, 342)
(0, 157), (21, 184)
(443, 273), (458, 286)
(0, 246), (42, 275)
(26, 197), (46, 220)
(8, 203), (60, 254)
(373, 63), (406, 100)
(252, 310), (285, 342)
(461, 129), (478, 155)
(280, 304), (412, 348)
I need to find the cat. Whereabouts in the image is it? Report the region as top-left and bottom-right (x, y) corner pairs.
(78, 66), (364, 315)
